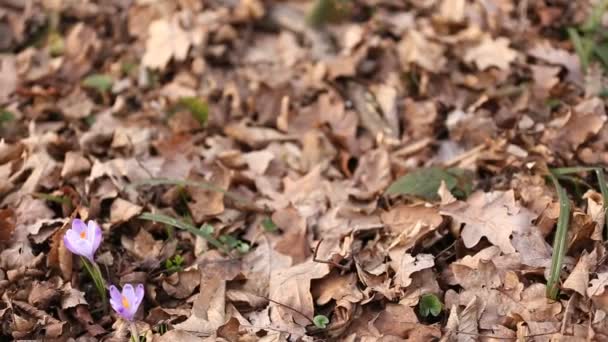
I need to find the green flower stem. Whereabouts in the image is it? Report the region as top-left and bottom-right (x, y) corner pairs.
(81, 257), (108, 313)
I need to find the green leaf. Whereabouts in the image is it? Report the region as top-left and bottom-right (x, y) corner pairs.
(261, 216), (278, 232)
(594, 44), (608, 70)
(236, 241), (250, 253)
(32, 192), (71, 206)
(82, 74), (113, 93)
(581, 0), (608, 32)
(139, 213), (228, 252)
(545, 98), (561, 110)
(386, 167), (457, 200)
(313, 315), (329, 329)
(418, 294), (443, 317)
(0, 109), (15, 124)
(178, 97), (208, 125)
(546, 173), (571, 300)
(47, 31), (64, 56)
(567, 28), (594, 72)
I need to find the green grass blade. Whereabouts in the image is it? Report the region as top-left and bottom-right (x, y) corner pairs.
(551, 166), (599, 175)
(130, 178), (247, 205)
(139, 212), (227, 252)
(546, 173), (571, 299)
(567, 28), (593, 72)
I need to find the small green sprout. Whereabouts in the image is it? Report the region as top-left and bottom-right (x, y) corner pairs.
(419, 294), (443, 318)
(313, 315), (329, 329)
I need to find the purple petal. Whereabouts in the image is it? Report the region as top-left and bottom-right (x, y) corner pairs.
(121, 307), (134, 321)
(72, 219), (87, 234)
(88, 220), (102, 254)
(123, 284), (136, 302)
(64, 230), (90, 257)
(134, 284), (145, 307)
(109, 285), (123, 314)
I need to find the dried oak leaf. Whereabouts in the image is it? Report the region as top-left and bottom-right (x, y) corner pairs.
(272, 207), (310, 264)
(312, 272), (363, 305)
(186, 165), (231, 223)
(463, 35), (517, 70)
(110, 198), (143, 225)
(390, 252), (434, 288)
(441, 190), (535, 254)
(142, 15), (203, 70)
(162, 268), (201, 299)
(563, 248), (597, 297)
(528, 41), (582, 84)
(269, 261), (330, 326)
(61, 151), (91, 178)
(588, 272), (608, 312)
(173, 259), (240, 334)
(60, 282), (87, 309)
(381, 204), (443, 250)
(121, 229), (163, 261)
(398, 30), (446, 72)
(28, 280), (60, 309)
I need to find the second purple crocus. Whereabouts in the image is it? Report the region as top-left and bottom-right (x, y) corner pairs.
(63, 219), (102, 262)
(109, 284), (144, 321)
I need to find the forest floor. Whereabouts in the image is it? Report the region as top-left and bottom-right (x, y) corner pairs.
(1, 0), (608, 341)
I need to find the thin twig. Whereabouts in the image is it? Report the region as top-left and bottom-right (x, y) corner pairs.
(312, 239), (350, 271)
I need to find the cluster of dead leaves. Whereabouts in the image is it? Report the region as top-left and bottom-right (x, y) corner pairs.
(1, 0), (608, 340)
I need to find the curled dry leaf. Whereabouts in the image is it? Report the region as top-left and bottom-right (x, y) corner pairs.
(563, 249), (597, 297)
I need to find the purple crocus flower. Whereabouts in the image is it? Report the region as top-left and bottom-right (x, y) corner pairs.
(63, 219), (102, 262)
(109, 284), (144, 321)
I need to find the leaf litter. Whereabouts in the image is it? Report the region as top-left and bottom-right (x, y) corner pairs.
(1, 0), (608, 340)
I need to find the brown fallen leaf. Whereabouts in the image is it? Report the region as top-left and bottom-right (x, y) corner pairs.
(162, 268), (201, 299)
(528, 41), (582, 84)
(142, 15), (203, 70)
(173, 258), (240, 334)
(0, 55), (17, 102)
(351, 148), (391, 198)
(121, 229), (163, 262)
(441, 190), (536, 254)
(61, 151), (91, 178)
(381, 204), (443, 251)
(0, 208), (16, 242)
(312, 272), (363, 305)
(390, 252), (434, 288)
(464, 35), (518, 70)
(272, 207), (310, 264)
(110, 197), (143, 224)
(186, 165), (231, 223)
(563, 248), (597, 297)
(372, 303), (419, 337)
(269, 261), (329, 327)
(398, 29), (446, 72)
(60, 282), (88, 309)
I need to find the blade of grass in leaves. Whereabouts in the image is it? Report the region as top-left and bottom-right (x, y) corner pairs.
(546, 174), (571, 300)
(131, 178), (242, 204)
(386, 167), (458, 201)
(551, 166), (599, 175)
(594, 169), (608, 240)
(567, 28), (594, 72)
(581, 0), (608, 32)
(139, 212), (227, 252)
(32, 192), (72, 206)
